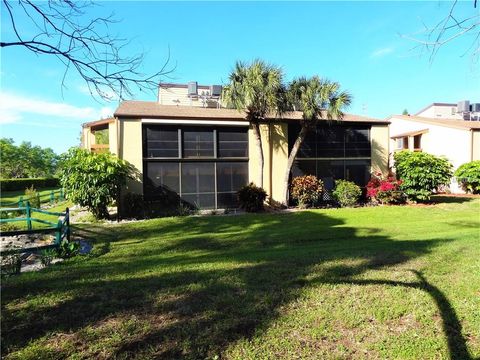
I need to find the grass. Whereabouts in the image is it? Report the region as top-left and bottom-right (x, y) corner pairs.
(1, 198), (479, 359)
(0, 187), (62, 206)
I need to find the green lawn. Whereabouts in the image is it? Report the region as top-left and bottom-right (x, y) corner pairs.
(0, 187), (62, 206)
(1, 198), (479, 359)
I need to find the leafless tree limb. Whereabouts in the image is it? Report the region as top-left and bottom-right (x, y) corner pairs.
(402, 0), (479, 63)
(0, 0), (174, 101)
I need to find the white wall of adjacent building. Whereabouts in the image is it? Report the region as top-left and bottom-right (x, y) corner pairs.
(389, 116), (477, 193)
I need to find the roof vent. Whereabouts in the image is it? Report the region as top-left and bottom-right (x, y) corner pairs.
(471, 103), (480, 113)
(210, 85), (222, 97)
(188, 81), (198, 96)
(457, 100), (470, 113)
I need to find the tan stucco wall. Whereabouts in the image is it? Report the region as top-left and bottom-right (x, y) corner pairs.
(472, 131), (480, 161)
(371, 125), (389, 175)
(247, 122), (289, 204)
(270, 123), (289, 203)
(108, 121), (118, 155)
(119, 119), (143, 194)
(81, 127), (94, 149)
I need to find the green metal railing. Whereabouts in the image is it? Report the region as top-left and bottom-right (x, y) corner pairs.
(0, 189), (65, 208)
(0, 202), (70, 255)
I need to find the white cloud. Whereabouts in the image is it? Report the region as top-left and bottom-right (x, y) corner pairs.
(370, 47), (394, 58)
(0, 91), (110, 125)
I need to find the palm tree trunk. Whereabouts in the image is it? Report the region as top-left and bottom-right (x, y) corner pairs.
(282, 124), (309, 205)
(251, 121), (264, 188)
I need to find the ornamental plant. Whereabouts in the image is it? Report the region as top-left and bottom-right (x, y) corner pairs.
(60, 148), (133, 219)
(332, 180), (362, 207)
(237, 183), (267, 212)
(454, 160), (480, 194)
(366, 172), (406, 205)
(290, 175), (324, 208)
(394, 150), (453, 202)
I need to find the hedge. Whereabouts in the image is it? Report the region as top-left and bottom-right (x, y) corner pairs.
(0, 178), (60, 192)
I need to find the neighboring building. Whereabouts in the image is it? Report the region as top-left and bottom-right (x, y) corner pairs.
(82, 82), (390, 210)
(415, 100), (480, 120)
(389, 102), (480, 193)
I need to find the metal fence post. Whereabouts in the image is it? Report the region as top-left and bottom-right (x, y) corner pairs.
(55, 219), (62, 245)
(66, 207), (70, 242)
(50, 190), (55, 204)
(26, 201), (32, 230)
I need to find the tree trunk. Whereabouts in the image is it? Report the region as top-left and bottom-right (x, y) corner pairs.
(282, 124), (310, 205)
(251, 121), (264, 189)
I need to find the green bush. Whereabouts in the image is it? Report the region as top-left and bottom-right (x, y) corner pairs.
(237, 183), (267, 212)
(61, 148), (133, 219)
(0, 178), (60, 192)
(394, 151), (453, 201)
(454, 160), (480, 194)
(1, 254), (22, 276)
(56, 240), (80, 259)
(290, 175), (324, 208)
(25, 185), (41, 208)
(332, 180), (362, 207)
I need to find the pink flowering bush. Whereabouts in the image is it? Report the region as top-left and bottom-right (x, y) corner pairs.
(366, 173), (406, 205)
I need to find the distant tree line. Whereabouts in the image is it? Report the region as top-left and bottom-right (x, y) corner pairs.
(0, 138), (61, 178)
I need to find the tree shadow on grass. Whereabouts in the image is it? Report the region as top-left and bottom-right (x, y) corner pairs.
(1, 211), (475, 359)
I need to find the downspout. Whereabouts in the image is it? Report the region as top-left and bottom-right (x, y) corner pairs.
(269, 122), (273, 204)
(470, 129), (474, 161)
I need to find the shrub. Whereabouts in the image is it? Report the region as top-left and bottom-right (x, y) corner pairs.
(60, 148), (133, 219)
(0, 222), (21, 233)
(454, 160), (480, 194)
(25, 185), (41, 208)
(332, 180), (362, 207)
(366, 173), (406, 205)
(56, 240), (80, 259)
(290, 175), (324, 208)
(394, 151), (453, 202)
(237, 183), (267, 212)
(40, 249), (56, 267)
(0, 177), (60, 192)
(1, 254), (22, 276)
(121, 192), (145, 219)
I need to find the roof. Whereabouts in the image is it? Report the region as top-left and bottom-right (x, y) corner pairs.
(414, 102), (456, 116)
(391, 128), (429, 139)
(114, 101), (389, 124)
(159, 82), (211, 90)
(82, 117), (115, 128)
(387, 114), (480, 130)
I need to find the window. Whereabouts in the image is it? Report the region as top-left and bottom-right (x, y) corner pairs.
(413, 135), (422, 150)
(181, 163), (216, 208)
(217, 162), (248, 207)
(395, 137), (408, 150)
(143, 125), (248, 209)
(183, 128), (214, 158)
(217, 128), (248, 158)
(289, 123), (372, 190)
(145, 127), (179, 158)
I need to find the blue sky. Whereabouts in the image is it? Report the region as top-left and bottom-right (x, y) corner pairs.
(1, 1), (479, 154)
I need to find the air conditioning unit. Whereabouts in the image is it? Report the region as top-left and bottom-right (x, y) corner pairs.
(210, 85), (222, 97)
(457, 100), (470, 113)
(188, 81), (198, 96)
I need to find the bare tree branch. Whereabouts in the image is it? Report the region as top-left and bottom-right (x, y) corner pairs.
(402, 0), (480, 63)
(0, 0), (174, 101)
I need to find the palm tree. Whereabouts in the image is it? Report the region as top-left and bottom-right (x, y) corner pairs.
(222, 60), (287, 189)
(282, 76), (352, 205)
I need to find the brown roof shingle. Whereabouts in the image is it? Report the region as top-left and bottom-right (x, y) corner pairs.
(388, 114), (480, 130)
(114, 101), (389, 124)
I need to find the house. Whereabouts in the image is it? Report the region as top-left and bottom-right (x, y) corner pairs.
(82, 82), (390, 209)
(388, 100), (480, 193)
